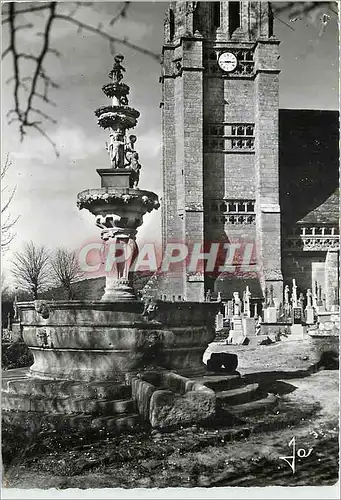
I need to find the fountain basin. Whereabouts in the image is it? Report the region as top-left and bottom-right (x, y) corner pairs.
(18, 300), (219, 382)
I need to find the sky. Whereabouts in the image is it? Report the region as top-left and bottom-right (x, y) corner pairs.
(1, 1), (339, 281)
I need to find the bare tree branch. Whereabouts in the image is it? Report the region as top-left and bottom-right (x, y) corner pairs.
(2, 1), (336, 155)
(51, 248), (84, 299)
(2, 1), (160, 155)
(11, 242), (52, 299)
(1, 155), (19, 251)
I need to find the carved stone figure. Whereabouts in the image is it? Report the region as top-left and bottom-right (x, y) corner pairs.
(34, 300), (50, 319)
(109, 54), (125, 83)
(306, 289), (313, 308)
(186, 1), (197, 14)
(129, 152), (141, 188)
(107, 130), (125, 169)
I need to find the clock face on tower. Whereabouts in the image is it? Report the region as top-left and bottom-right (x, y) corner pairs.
(218, 52), (238, 73)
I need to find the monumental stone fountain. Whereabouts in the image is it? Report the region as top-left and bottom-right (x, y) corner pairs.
(2, 56), (221, 432)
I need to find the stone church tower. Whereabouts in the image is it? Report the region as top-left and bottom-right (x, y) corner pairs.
(160, 1), (283, 301)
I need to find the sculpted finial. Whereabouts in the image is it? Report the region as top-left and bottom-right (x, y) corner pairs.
(109, 54), (126, 83)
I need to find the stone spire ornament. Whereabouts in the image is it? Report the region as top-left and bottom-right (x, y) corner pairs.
(96, 54), (141, 177)
(78, 55), (160, 301)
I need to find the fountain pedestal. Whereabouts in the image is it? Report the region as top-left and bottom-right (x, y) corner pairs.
(2, 55), (222, 434)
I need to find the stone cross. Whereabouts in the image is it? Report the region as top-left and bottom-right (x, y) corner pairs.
(291, 279), (298, 308)
(312, 281), (318, 309)
(7, 312), (11, 331)
(253, 303), (258, 318)
(227, 300), (234, 318)
(334, 287), (339, 305)
(284, 284), (290, 306)
(317, 285), (322, 304)
(233, 291), (241, 316)
(269, 285), (275, 307)
(264, 287), (269, 308)
(244, 286), (251, 318)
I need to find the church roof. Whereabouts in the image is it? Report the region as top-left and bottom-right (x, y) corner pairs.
(297, 189), (339, 224)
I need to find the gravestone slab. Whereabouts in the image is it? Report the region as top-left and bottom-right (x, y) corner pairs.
(293, 307), (303, 324)
(305, 306), (314, 325)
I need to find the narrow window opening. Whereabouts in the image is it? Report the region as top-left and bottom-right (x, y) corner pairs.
(212, 2), (221, 29)
(268, 2), (274, 37)
(169, 8), (175, 40)
(229, 1), (240, 36)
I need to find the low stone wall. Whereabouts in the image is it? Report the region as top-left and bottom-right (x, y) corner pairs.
(129, 371), (216, 430)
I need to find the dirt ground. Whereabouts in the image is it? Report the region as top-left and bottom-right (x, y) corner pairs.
(2, 339), (339, 491)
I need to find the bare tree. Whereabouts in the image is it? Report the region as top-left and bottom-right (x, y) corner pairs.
(2, 1), (160, 155)
(51, 248), (84, 299)
(1, 155), (19, 252)
(11, 241), (51, 299)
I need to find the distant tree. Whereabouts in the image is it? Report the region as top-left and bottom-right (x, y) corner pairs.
(1, 155), (19, 252)
(51, 248), (84, 299)
(11, 241), (51, 299)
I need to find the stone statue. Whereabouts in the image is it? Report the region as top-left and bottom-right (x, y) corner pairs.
(306, 289), (313, 308)
(107, 130), (125, 169)
(109, 233), (137, 281)
(299, 292), (305, 310)
(186, 1), (198, 14)
(124, 134), (141, 187)
(128, 152), (141, 188)
(205, 290), (211, 302)
(13, 292), (18, 320)
(125, 134), (137, 156)
(109, 54), (125, 83)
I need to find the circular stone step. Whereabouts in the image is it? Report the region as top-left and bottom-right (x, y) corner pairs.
(216, 383), (261, 406)
(2, 391), (136, 415)
(224, 394), (278, 417)
(2, 410), (141, 435)
(197, 373), (244, 392)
